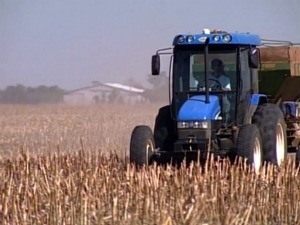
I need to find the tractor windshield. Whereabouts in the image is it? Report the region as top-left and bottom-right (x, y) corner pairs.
(173, 45), (237, 93)
(172, 45), (238, 122)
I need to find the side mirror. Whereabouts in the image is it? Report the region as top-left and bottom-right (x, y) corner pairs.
(248, 48), (259, 68)
(151, 54), (160, 75)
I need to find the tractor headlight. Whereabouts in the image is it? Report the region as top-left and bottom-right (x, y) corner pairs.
(177, 121), (208, 129)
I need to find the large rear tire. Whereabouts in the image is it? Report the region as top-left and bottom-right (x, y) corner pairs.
(129, 125), (155, 166)
(237, 124), (263, 174)
(252, 103), (287, 167)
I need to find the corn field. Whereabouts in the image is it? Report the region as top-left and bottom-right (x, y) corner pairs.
(0, 103), (300, 225)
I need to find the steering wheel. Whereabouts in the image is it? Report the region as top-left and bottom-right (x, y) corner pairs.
(198, 78), (222, 91)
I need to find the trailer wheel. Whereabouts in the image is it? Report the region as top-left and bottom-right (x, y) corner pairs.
(129, 125), (155, 166)
(237, 124), (263, 174)
(252, 103), (287, 167)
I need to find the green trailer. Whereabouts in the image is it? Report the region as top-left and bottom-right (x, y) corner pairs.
(258, 44), (300, 155)
(258, 45), (300, 103)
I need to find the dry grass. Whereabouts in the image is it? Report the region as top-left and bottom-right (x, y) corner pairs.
(0, 103), (300, 225)
(0, 103), (158, 159)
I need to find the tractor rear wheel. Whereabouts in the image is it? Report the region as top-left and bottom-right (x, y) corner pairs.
(252, 103), (287, 167)
(236, 124), (263, 174)
(129, 125), (155, 166)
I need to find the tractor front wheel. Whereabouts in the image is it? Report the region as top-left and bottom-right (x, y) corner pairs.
(236, 124), (263, 174)
(130, 125), (155, 167)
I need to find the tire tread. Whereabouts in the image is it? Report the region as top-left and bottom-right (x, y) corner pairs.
(130, 125), (154, 166)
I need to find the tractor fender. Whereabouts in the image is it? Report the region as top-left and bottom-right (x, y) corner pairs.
(153, 105), (176, 150)
(243, 93), (268, 124)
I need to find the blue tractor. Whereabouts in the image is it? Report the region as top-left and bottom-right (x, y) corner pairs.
(129, 29), (300, 173)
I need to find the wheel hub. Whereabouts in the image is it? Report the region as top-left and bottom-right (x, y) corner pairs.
(146, 140), (154, 164)
(276, 123), (285, 166)
(253, 137), (262, 174)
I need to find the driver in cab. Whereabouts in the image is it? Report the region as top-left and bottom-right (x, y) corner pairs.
(204, 58), (231, 91)
(195, 58), (231, 121)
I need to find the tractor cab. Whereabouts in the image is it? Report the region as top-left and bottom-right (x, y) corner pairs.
(152, 29), (260, 128)
(172, 44), (240, 125)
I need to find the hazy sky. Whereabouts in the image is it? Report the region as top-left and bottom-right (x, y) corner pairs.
(0, 0), (299, 90)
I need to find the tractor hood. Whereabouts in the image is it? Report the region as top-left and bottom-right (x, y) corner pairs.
(177, 95), (221, 120)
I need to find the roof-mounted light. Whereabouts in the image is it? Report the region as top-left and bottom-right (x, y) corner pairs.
(187, 35), (194, 43)
(198, 36), (208, 43)
(177, 35), (185, 43)
(213, 35), (220, 42)
(223, 34), (232, 42)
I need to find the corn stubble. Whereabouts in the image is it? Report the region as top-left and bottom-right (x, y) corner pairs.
(0, 103), (300, 225)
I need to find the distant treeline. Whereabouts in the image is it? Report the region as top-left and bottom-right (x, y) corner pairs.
(0, 85), (65, 104)
(0, 73), (170, 104)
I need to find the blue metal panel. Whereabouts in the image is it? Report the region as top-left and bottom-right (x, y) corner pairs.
(250, 94), (267, 105)
(173, 32), (261, 46)
(243, 93), (268, 124)
(281, 101), (299, 118)
(178, 95), (221, 121)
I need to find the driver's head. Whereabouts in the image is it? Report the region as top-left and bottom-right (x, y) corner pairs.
(211, 58), (224, 76)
